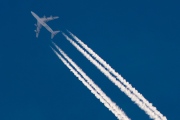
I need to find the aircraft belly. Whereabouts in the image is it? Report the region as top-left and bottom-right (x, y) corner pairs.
(42, 23), (53, 33)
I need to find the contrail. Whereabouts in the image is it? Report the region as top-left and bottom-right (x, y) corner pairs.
(51, 44), (130, 120)
(62, 32), (164, 120)
(52, 43), (130, 120)
(67, 31), (167, 120)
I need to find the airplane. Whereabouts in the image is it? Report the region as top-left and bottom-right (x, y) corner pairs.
(31, 11), (60, 39)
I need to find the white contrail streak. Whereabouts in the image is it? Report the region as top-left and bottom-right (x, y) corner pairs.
(67, 31), (167, 120)
(52, 43), (130, 120)
(62, 32), (164, 120)
(51, 44), (130, 120)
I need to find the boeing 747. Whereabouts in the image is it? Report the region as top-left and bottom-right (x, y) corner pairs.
(31, 11), (60, 39)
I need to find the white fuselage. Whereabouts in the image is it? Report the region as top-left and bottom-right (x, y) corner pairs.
(31, 11), (54, 33)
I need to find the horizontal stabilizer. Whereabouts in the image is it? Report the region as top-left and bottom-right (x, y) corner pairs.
(51, 31), (60, 39)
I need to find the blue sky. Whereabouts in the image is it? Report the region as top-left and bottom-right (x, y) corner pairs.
(0, 0), (180, 120)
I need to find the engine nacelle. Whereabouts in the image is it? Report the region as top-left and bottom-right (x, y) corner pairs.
(34, 24), (37, 27)
(34, 30), (37, 33)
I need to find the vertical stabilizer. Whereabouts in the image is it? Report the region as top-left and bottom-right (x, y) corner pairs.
(51, 31), (60, 39)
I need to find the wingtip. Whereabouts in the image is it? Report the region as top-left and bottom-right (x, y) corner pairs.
(54, 16), (59, 19)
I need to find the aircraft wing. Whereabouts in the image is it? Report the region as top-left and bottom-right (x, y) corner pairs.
(41, 16), (59, 23)
(34, 21), (42, 38)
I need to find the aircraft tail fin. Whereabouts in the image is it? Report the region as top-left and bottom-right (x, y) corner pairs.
(51, 31), (60, 39)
